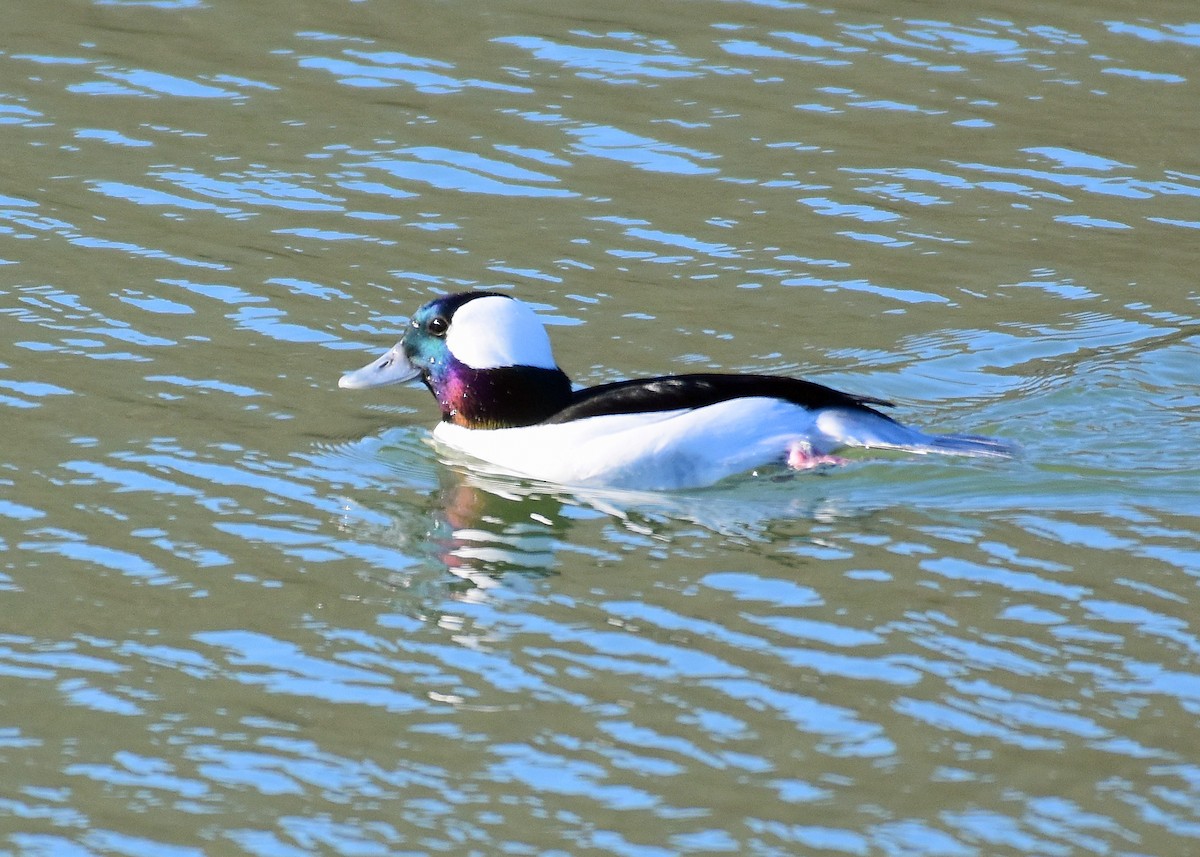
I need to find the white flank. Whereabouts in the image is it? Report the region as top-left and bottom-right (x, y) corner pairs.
(428, 396), (1012, 491)
(446, 295), (558, 370)
(433, 397), (820, 490)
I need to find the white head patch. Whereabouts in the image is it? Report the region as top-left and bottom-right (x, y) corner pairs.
(446, 295), (559, 370)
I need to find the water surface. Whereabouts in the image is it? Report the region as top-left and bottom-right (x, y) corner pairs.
(2, 0), (1199, 854)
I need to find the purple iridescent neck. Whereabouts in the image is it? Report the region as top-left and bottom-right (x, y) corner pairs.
(428, 359), (573, 429)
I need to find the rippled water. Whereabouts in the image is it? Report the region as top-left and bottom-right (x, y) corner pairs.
(3, 1), (1200, 854)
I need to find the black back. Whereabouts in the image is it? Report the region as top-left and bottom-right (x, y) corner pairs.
(541, 373), (895, 425)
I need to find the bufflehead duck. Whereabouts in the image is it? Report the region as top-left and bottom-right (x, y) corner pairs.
(340, 292), (1011, 490)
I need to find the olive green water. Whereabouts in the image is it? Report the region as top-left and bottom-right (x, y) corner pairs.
(3, 1), (1200, 854)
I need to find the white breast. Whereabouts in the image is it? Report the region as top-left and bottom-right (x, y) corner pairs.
(431, 397), (821, 490)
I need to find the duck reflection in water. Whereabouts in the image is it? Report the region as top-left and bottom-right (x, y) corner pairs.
(341, 445), (872, 593)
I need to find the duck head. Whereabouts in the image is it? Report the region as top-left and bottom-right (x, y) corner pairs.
(339, 292), (574, 429)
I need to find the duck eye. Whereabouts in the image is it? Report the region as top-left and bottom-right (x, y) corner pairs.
(427, 316), (449, 337)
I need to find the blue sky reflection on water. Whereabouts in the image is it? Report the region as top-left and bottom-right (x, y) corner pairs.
(0, 0), (1199, 853)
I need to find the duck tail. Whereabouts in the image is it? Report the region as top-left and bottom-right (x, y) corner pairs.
(814, 408), (1016, 459)
(904, 431), (1016, 458)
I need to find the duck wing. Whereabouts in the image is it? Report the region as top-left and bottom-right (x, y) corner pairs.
(542, 373), (894, 425)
